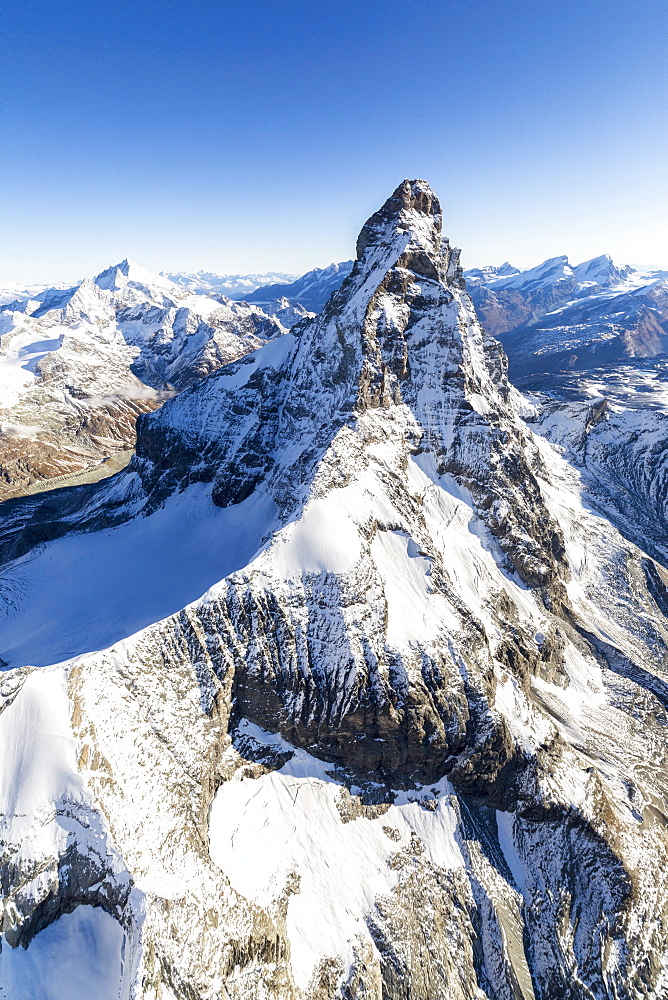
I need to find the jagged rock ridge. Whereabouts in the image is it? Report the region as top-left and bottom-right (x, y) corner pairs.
(1, 181), (668, 1000)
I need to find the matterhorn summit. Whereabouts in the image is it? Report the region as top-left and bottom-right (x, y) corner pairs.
(1, 181), (668, 1000)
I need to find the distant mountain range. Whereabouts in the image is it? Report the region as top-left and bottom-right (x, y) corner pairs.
(159, 261), (356, 312)
(465, 254), (668, 376)
(163, 253), (668, 377)
(243, 260), (355, 311)
(0, 259), (310, 496)
(161, 269), (298, 298)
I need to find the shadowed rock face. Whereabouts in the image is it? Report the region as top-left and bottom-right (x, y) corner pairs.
(2, 182), (668, 1000)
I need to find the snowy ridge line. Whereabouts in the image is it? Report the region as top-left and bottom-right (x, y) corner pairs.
(0, 257), (312, 497)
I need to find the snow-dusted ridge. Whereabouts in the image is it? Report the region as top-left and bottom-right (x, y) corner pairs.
(1, 180), (668, 999)
(0, 258), (311, 497)
(465, 254), (668, 375)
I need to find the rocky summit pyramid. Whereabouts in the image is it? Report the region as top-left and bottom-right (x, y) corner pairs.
(1, 181), (668, 999)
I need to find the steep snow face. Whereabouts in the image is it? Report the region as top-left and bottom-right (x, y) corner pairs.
(1, 180), (668, 1000)
(0, 904), (127, 1000)
(0, 260), (294, 497)
(0, 483), (278, 668)
(572, 253), (628, 289)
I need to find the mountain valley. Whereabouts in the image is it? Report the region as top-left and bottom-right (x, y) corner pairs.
(0, 261), (311, 498)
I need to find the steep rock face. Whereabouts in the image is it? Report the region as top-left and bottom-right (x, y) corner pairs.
(1, 182), (668, 1000)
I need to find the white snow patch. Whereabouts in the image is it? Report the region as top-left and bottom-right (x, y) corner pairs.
(495, 811), (526, 897)
(370, 528), (459, 643)
(494, 670), (552, 752)
(210, 724), (463, 988)
(271, 489), (362, 577)
(210, 331), (295, 392)
(469, 392), (492, 416)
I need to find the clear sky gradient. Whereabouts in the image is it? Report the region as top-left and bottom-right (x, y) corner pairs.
(1, 0), (666, 283)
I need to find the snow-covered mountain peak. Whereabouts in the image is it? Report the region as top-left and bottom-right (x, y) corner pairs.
(464, 261), (521, 284)
(572, 252), (632, 288)
(113, 178), (563, 597)
(464, 249), (667, 374)
(3, 180), (668, 998)
(516, 255), (572, 285)
(468, 252), (635, 297)
(93, 257), (179, 297)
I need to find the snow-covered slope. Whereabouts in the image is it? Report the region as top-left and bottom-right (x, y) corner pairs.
(465, 255), (668, 375)
(516, 359), (668, 567)
(1, 181), (668, 1000)
(0, 259), (297, 497)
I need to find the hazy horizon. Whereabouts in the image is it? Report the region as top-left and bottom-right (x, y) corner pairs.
(3, 248), (668, 294)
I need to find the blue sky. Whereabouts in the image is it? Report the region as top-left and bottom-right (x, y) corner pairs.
(1, 0), (666, 282)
